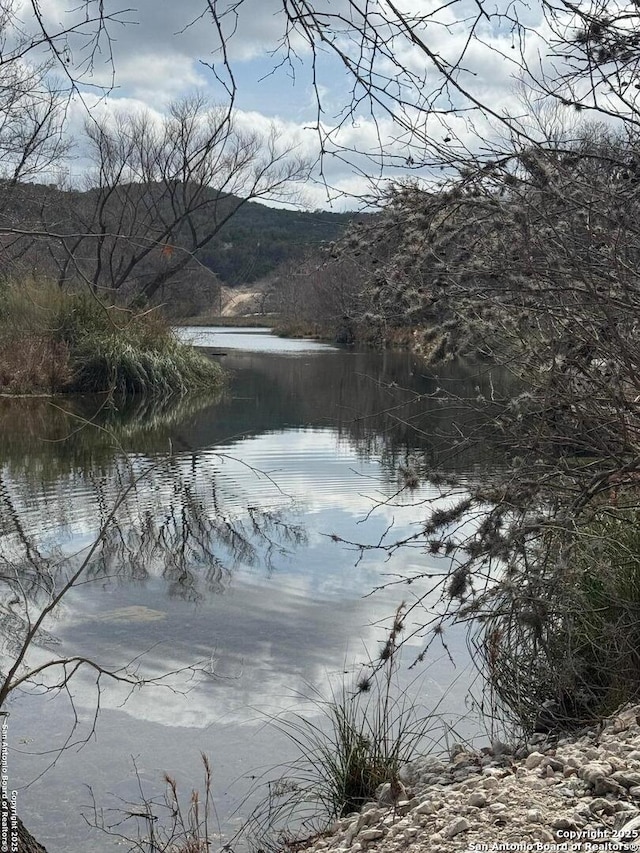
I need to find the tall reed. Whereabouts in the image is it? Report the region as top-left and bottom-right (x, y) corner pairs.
(0, 278), (223, 396)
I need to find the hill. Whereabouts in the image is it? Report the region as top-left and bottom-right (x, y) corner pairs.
(0, 179), (355, 315)
(195, 201), (354, 285)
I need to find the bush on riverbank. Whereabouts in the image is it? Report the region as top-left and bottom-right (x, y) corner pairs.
(0, 279), (223, 396)
(469, 500), (640, 734)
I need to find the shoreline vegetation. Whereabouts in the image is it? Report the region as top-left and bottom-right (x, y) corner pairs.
(0, 279), (224, 397)
(177, 311), (453, 361)
(173, 313), (277, 328)
(293, 702), (640, 853)
(269, 319), (454, 361)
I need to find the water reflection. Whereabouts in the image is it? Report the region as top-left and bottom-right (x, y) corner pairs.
(0, 341), (504, 853)
(175, 325), (337, 352)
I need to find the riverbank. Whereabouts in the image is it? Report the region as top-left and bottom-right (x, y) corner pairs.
(270, 322), (465, 364)
(301, 705), (640, 853)
(174, 314), (276, 328)
(0, 280), (224, 396)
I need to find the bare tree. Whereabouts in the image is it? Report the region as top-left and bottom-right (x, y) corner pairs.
(31, 95), (306, 304)
(266, 248), (367, 338)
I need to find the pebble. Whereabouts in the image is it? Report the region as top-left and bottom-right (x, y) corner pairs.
(359, 829), (385, 843)
(414, 800), (436, 816)
(443, 817), (470, 838)
(525, 752), (545, 769)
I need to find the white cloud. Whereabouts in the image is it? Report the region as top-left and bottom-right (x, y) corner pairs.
(21, 0), (605, 207)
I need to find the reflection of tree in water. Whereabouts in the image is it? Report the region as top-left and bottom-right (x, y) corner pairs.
(326, 362), (516, 491)
(0, 449), (306, 687)
(218, 350), (516, 485)
(0, 390), (225, 482)
(89, 463), (306, 602)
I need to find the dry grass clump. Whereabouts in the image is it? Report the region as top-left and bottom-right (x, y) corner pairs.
(244, 607), (438, 853)
(86, 754), (220, 852)
(0, 278), (223, 396)
(0, 335), (71, 394)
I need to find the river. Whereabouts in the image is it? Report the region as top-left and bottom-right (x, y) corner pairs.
(1, 328), (499, 852)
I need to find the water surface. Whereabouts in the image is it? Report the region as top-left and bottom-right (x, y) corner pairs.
(1, 330), (500, 852)
(175, 325), (336, 352)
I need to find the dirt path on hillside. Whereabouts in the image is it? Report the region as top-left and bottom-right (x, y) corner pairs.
(220, 285), (263, 316)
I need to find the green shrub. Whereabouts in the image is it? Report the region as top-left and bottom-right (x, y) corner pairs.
(474, 504), (640, 732)
(0, 278), (223, 396)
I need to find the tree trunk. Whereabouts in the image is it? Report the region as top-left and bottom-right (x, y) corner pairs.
(1, 800), (48, 853)
(16, 814), (47, 853)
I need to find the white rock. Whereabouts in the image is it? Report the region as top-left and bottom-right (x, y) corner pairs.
(495, 791), (514, 804)
(399, 765), (419, 785)
(449, 743), (465, 759)
(421, 756), (448, 771)
(606, 753), (628, 769)
(579, 761), (613, 784)
(618, 815), (640, 839)
(443, 817), (470, 838)
(611, 771), (640, 788)
(344, 824), (359, 846)
(459, 776), (483, 790)
(375, 781), (407, 806)
(551, 816), (577, 830)
(468, 791), (488, 808)
(362, 808), (383, 826)
(525, 751), (545, 769)
(589, 798), (617, 816)
(537, 829), (556, 843)
(359, 828), (385, 843)
(527, 809), (544, 823)
(414, 799), (436, 816)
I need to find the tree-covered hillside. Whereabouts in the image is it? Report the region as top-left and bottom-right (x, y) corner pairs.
(195, 202), (354, 285)
(0, 179), (355, 315)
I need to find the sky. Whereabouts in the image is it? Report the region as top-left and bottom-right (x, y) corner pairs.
(27, 0), (567, 210)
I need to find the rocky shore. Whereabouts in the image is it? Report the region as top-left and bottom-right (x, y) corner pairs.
(303, 705), (640, 853)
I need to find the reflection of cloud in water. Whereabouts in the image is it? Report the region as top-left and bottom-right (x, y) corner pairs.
(49, 541), (471, 733)
(4, 423), (480, 853)
(4, 426), (472, 732)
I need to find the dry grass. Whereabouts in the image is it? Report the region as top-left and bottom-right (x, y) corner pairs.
(0, 335), (72, 394)
(0, 278), (224, 396)
(86, 754), (221, 852)
(244, 607), (439, 853)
